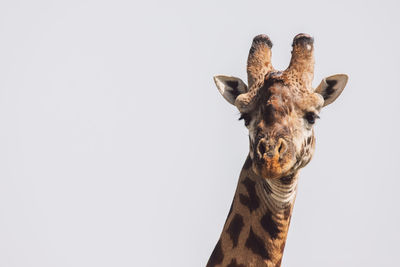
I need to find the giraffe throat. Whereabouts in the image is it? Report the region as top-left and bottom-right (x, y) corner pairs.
(207, 156), (299, 267)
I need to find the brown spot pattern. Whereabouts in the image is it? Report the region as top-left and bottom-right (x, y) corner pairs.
(245, 227), (270, 260)
(206, 239), (224, 267)
(227, 258), (245, 267)
(226, 213), (244, 248)
(260, 212), (280, 239)
(239, 177), (260, 212)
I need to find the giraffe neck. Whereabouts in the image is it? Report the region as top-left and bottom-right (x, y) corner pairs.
(207, 155), (299, 267)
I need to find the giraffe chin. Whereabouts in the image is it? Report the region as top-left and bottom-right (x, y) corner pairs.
(253, 154), (296, 179)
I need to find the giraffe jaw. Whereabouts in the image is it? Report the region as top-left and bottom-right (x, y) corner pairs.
(252, 153), (297, 179)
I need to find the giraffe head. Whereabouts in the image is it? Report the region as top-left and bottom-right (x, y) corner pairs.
(214, 34), (348, 179)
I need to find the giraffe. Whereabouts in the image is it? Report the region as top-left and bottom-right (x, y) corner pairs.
(206, 33), (348, 267)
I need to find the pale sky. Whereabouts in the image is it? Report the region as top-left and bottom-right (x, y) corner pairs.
(0, 0), (399, 266)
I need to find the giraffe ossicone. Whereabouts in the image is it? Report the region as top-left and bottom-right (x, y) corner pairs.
(207, 33), (348, 267)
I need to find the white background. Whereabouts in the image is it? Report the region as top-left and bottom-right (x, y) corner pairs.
(0, 0), (399, 266)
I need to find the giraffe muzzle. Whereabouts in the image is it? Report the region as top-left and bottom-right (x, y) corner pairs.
(252, 137), (298, 179)
(256, 138), (288, 161)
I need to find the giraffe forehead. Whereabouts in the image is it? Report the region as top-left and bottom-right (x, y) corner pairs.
(261, 84), (322, 112)
(256, 86), (296, 122)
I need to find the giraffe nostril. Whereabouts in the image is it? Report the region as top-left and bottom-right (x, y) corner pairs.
(278, 142), (283, 154)
(277, 139), (287, 157)
(259, 143), (266, 156)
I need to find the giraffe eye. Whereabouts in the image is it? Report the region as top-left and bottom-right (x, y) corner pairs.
(304, 112), (319, 125)
(239, 113), (251, 126)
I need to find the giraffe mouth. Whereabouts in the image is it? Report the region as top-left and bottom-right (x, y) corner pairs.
(256, 159), (294, 179)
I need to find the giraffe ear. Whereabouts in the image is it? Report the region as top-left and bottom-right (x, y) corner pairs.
(315, 74), (348, 107)
(213, 75), (248, 105)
